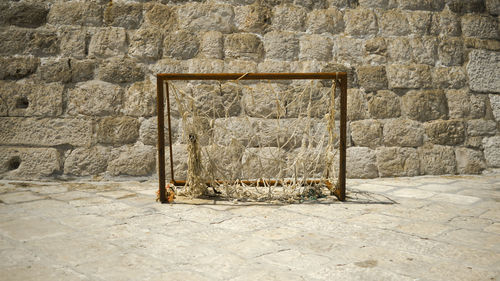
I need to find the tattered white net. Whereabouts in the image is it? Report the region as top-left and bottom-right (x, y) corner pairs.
(167, 77), (340, 203)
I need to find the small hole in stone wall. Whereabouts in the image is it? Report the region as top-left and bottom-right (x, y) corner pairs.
(15, 97), (29, 109)
(8, 157), (21, 171)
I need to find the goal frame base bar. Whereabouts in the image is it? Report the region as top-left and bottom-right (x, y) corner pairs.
(156, 72), (348, 203)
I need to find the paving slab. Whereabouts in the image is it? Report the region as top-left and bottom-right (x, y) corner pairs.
(0, 175), (498, 280)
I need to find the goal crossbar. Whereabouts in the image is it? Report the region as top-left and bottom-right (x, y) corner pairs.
(156, 72), (348, 203)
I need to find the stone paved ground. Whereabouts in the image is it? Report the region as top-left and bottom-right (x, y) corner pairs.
(0, 175), (499, 281)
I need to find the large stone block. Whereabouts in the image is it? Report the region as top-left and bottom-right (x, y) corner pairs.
(187, 59), (224, 73)
(108, 144), (156, 176)
(71, 60), (97, 83)
(242, 83), (285, 118)
(0, 2), (48, 28)
(376, 147), (420, 177)
(163, 30), (200, 60)
(344, 8), (378, 36)
(387, 64), (432, 89)
(467, 50), (500, 93)
(432, 67), (467, 89)
(350, 119), (382, 148)
(483, 136), (500, 167)
(463, 37), (500, 51)
(59, 27), (87, 59)
(48, 2), (102, 26)
(0, 118), (92, 146)
(224, 33), (264, 61)
(467, 119), (497, 137)
(64, 146), (110, 176)
(177, 3), (235, 33)
(486, 0), (500, 15)
(139, 117), (179, 146)
(257, 60), (291, 73)
(407, 11), (434, 35)
(234, 4), (271, 33)
(357, 66), (388, 92)
(461, 14), (499, 40)
(436, 9), (461, 36)
(438, 37), (464, 66)
(97, 116), (140, 145)
(0, 147), (60, 179)
(241, 147), (285, 179)
(38, 58), (72, 83)
(383, 119), (424, 147)
(387, 38), (412, 63)
(143, 3), (176, 30)
(129, 28), (162, 60)
(401, 90), (448, 121)
(359, 0), (398, 8)
(122, 79), (156, 117)
(398, 0), (445, 11)
(0, 81), (63, 117)
(299, 35), (332, 61)
(447, 0), (486, 14)
(272, 4), (307, 31)
(424, 120), (465, 145)
(224, 60), (258, 73)
(455, 147), (486, 174)
(263, 31), (299, 61)
(306, 8), (344, 34)
(0, 28), (59, 56)
(410, 37), (437, 65)
(347, 89), (369, 121)
(418, 144), (456, 175)
(199, 31), (224, 59)
(88, 27), (127, 58)
(379, 9), (410, 36)
(0, 56), (39, 80)
(330, 0), (359, 8)
(103, 2), (143, 29)
(346, 147), (379, 178)
(367, 90), (401, 119)
(332, 36), (365, 65)
(490, 94), (500, 121)
(97, 57), (144, 84)
(67, 80), (123, 116)
(446, 89), (486, 119)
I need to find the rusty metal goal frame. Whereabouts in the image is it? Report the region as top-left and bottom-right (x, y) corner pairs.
(156, 72), (348, 203)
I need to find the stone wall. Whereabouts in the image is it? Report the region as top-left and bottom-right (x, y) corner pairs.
(0, 0), (499, 180)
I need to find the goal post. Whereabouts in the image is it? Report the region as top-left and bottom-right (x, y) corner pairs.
(156, 72), (347, 203)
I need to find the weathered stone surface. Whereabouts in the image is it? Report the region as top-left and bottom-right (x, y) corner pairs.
(263, 32), (299, 61)
(347, 89), (369, 121)
(122, 79), (156, 117)
(424, 120), (465, 145)
(455, 147), (486, 174)
(88, 27), (127, 58)
(383, 119), (424, 147)
(38, 58), (72, 83)
(364, 37), (387, 64)
(272, 4), (307, 31)
(139, 117), (179, 146)
(306, 8), (344, 34)
(357, 66), (388, 92)
(402, 90), (448, 121)
(187, 59), (224, 73)
(432, 67), (466, 89)
(379, 10), (410, 36)
(97, 117), (140, 145)
(242, 83), (285, 118)
(446, 89), (486, 119)
(129, 28), (162, 60)
(70, 60), (97, 83)
(438, 37), (464, 66)
(346, 147), (379, 178)
(462, 14), (499, 39)
(330, 0), (360, 8)
(332, 36), (365, 65)
(0, 82), (63, 117)
(436, 9), (461, 36)
(59, 27), (87, 59)
(48, 2), (102, 26)
(490, 94), (500, 121)
(486, 0), (500, 15)
(407, 11), (434, 35)
(410, 37), (437, 65)
(376, 147), (420, 177)
(0, 28), (59, 56)
(467, 50), (500, 93)
(367, 90), (401, 118)
(467, 119), (497, 137)
(344, 8), (378, 36)
(108, 144), (156, 176)
(464, 37), (500, 51)
(97, 58), (144, 84)
(64, 146), (110, 176)
(234, 4), (271, 32)
(359, 0), (397, 8)
(242, 147), (285, 179)
(143, 3), (176, 30)
(224, 59), (258, 73)
(447, 0), (485, 14)
(387, 38), (412, 63)
(177, 3), (235, 33)
(257, 60), (291, 73)
(418, 144), (456, 175)
(399, 0), (445, 11)
(225, 33), (263, 60)
(351, 120), (383, 148)
(0, 57), (39, 80)
(0, 147), (60, 179)
(0, 2), (48, 28)
(483, 136), (500, 167)
(103, 2), (143, 29)
(199, 31), (224, 59)
(299, 35), (332, 61)
(0, 118), (92, 146)
(163, 30), (199, 60)
(67, 81), (123, 116)
(387, 64), (432, 89)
